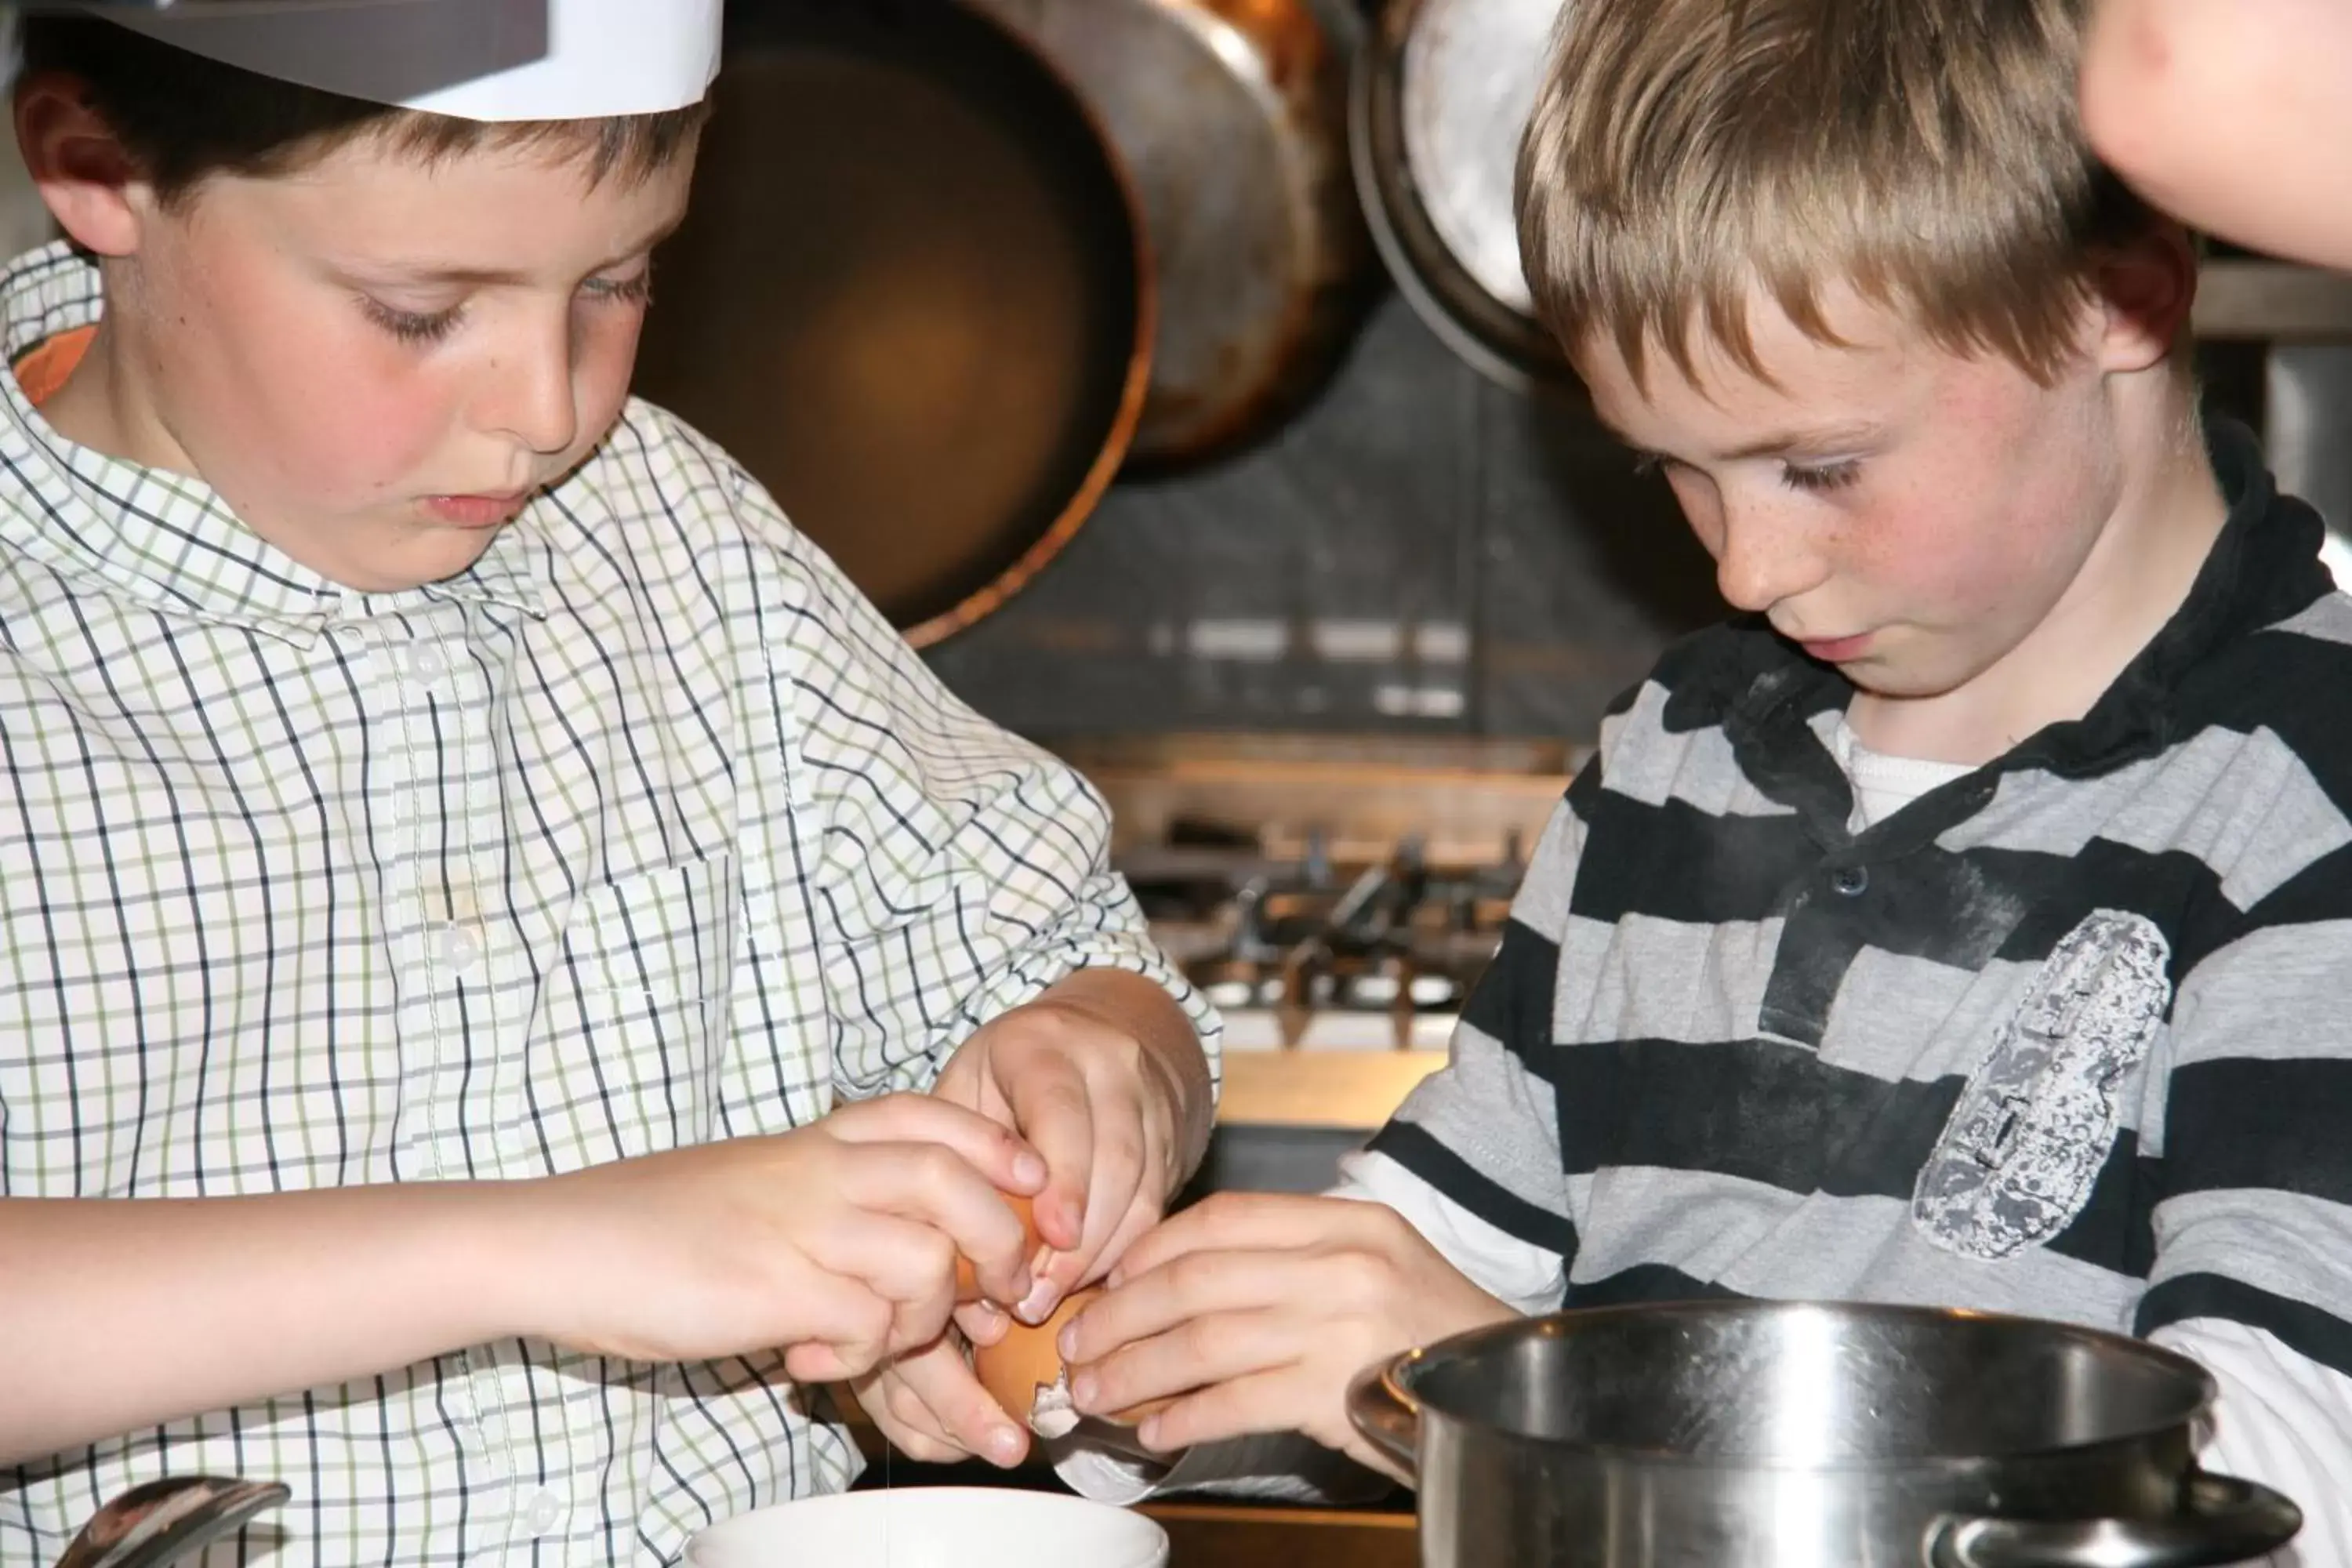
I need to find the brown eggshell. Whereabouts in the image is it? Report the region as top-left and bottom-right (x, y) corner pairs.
(953, 1192), (1039, 1304)
(969, 1284), (1177, 1432)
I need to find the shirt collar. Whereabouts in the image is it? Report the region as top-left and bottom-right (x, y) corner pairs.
(0, 243), (546, 640)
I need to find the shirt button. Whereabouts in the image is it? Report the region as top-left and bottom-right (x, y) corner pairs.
(408, 643), (447, 683)
(1831, 866), (1870, 897)
(523, 1489), (564, 1536)
(439, 924), (484, 973)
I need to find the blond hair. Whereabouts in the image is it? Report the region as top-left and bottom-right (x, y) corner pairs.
(1515, 0), (2161, 387)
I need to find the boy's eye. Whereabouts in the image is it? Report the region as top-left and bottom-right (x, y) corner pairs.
(1780, 459), (1862, 494)
(583, 270), (655, 308)
(364, 297), (466, 346)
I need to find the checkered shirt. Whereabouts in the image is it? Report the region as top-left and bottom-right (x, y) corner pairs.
(0, 242), (1218, 1566)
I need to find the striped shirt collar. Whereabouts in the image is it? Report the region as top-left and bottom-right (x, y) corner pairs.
(0, 241), (545, 640)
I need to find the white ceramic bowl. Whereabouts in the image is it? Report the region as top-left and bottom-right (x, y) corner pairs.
(684, 1486), (1171, 1568)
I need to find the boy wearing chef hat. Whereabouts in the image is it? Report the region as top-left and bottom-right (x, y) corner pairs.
(1056, 0), (2352, 1555)
(0, 2), (1216, 1560)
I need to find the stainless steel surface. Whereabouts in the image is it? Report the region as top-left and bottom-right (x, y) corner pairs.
(1127, 826), (1519, 1048)
(1353, 0), (1577, 390)
(2264, 343), (2352, 588)
(1348, 1301), (2303, 1567)
(2197, 260), (2352, 340)
(57, 1476), (291, 1568)
(1396, 0), (1555, 316)
(974, 0), (1373, 464)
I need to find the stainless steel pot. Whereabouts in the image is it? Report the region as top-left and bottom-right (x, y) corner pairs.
(1352, 0), (1578, 390)
(1348, 1301), (2303, 1568)
(973, 0), (1376, 467)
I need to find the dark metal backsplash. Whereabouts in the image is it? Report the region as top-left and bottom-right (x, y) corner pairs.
(922, 289), (2273, 746)
(922, 292), (1717, 744)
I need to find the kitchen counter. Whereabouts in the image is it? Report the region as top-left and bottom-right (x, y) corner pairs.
(1216, 1048), (1445, 1129)
(1145, 1501), (1417, 1568)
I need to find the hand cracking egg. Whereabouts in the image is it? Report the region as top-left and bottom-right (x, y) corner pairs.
(953, 1193), (1039, 1305)
(970, 1286), (1175, 1438)
(953, 1191), (1175, 1437)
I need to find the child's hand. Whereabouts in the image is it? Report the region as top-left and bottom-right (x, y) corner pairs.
(528, 1094), (1045, 1384)
(932, 971), (1210, 1326)
(1058, 1193), (1519, 1479)
(849, 1330), (1033, 1470)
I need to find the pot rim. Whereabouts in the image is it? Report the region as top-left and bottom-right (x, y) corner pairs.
(1381, 1298), (2219, 1474)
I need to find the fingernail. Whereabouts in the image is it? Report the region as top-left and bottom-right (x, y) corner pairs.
(1055, 1320), (1077, 1360)
(1014, 1277), (1061, 1325)
(1138, 1416), (1164, 1450)
(987, 1426), (1023, 1465)
(1069, 1371), (1098, 1409)
(1012, 1151), (1046, 1188)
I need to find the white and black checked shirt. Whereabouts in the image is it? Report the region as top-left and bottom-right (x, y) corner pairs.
(0, 242), (1218, 1566)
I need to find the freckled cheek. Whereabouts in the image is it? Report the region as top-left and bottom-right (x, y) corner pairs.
(1836, 485), (1994, 608)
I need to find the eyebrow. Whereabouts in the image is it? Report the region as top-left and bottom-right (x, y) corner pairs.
(375, 212), (688, 287)
(1591, 413), (1886, 463)
(1715, 421), (1886, 460)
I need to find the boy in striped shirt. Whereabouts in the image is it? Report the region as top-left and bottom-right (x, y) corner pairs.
(1061, 0), (2352, 1552)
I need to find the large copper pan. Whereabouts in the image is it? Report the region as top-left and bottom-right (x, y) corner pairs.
(633, 0), (1153, 645)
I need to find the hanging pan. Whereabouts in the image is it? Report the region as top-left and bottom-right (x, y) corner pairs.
(632, 0), (1153, 645)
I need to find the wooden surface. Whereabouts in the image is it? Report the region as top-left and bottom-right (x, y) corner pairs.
(1215, 1048), (1446, 1127)
(1144, 1501), (1419, 1568)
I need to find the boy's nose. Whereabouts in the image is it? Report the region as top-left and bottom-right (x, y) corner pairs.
(1714, 504), (1829, 614)
(480, 324), (581, 457)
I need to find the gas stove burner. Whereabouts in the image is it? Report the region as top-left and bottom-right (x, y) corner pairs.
(1124, 823), (1523, 1051)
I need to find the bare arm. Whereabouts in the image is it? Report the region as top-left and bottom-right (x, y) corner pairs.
(2082, 0), (2352, 270)
(0, 1097), (1049, 1469)
(0, 1182), (538, 1468)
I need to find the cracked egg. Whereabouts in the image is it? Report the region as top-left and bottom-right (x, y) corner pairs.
(970, 1286), (1174, 1437)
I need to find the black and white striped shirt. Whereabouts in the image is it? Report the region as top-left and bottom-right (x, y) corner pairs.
(1369, 416), (2352, 1385)
(0, 244), (1217, 1566)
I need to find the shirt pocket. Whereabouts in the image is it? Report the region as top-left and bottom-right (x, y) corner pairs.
(1912, 909), (2170, 1261)
(537, 853), (739, 1166)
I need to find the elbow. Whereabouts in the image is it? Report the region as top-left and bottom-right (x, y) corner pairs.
(2078, 0), (2187, 187)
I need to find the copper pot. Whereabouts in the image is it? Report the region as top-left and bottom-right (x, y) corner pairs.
(632, 0), (1155, 645)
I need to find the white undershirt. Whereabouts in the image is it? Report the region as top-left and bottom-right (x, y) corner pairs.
(1824, 713), (1976, 829)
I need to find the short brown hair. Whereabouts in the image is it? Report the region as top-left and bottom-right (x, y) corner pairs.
(1515, 0), (2163, 387)
(14, 14), (706, 209)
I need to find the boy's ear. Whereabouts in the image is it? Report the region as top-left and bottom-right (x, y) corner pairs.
(2092, 223), (2198, 376)
(13, 74), (147, 258)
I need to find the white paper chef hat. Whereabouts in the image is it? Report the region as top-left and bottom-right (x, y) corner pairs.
(89, 0), (722, 122)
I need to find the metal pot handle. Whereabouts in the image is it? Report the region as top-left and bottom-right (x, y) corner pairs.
(1928, 1472), (2303, 1568)
(1344, 1357), (1422, 1477)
